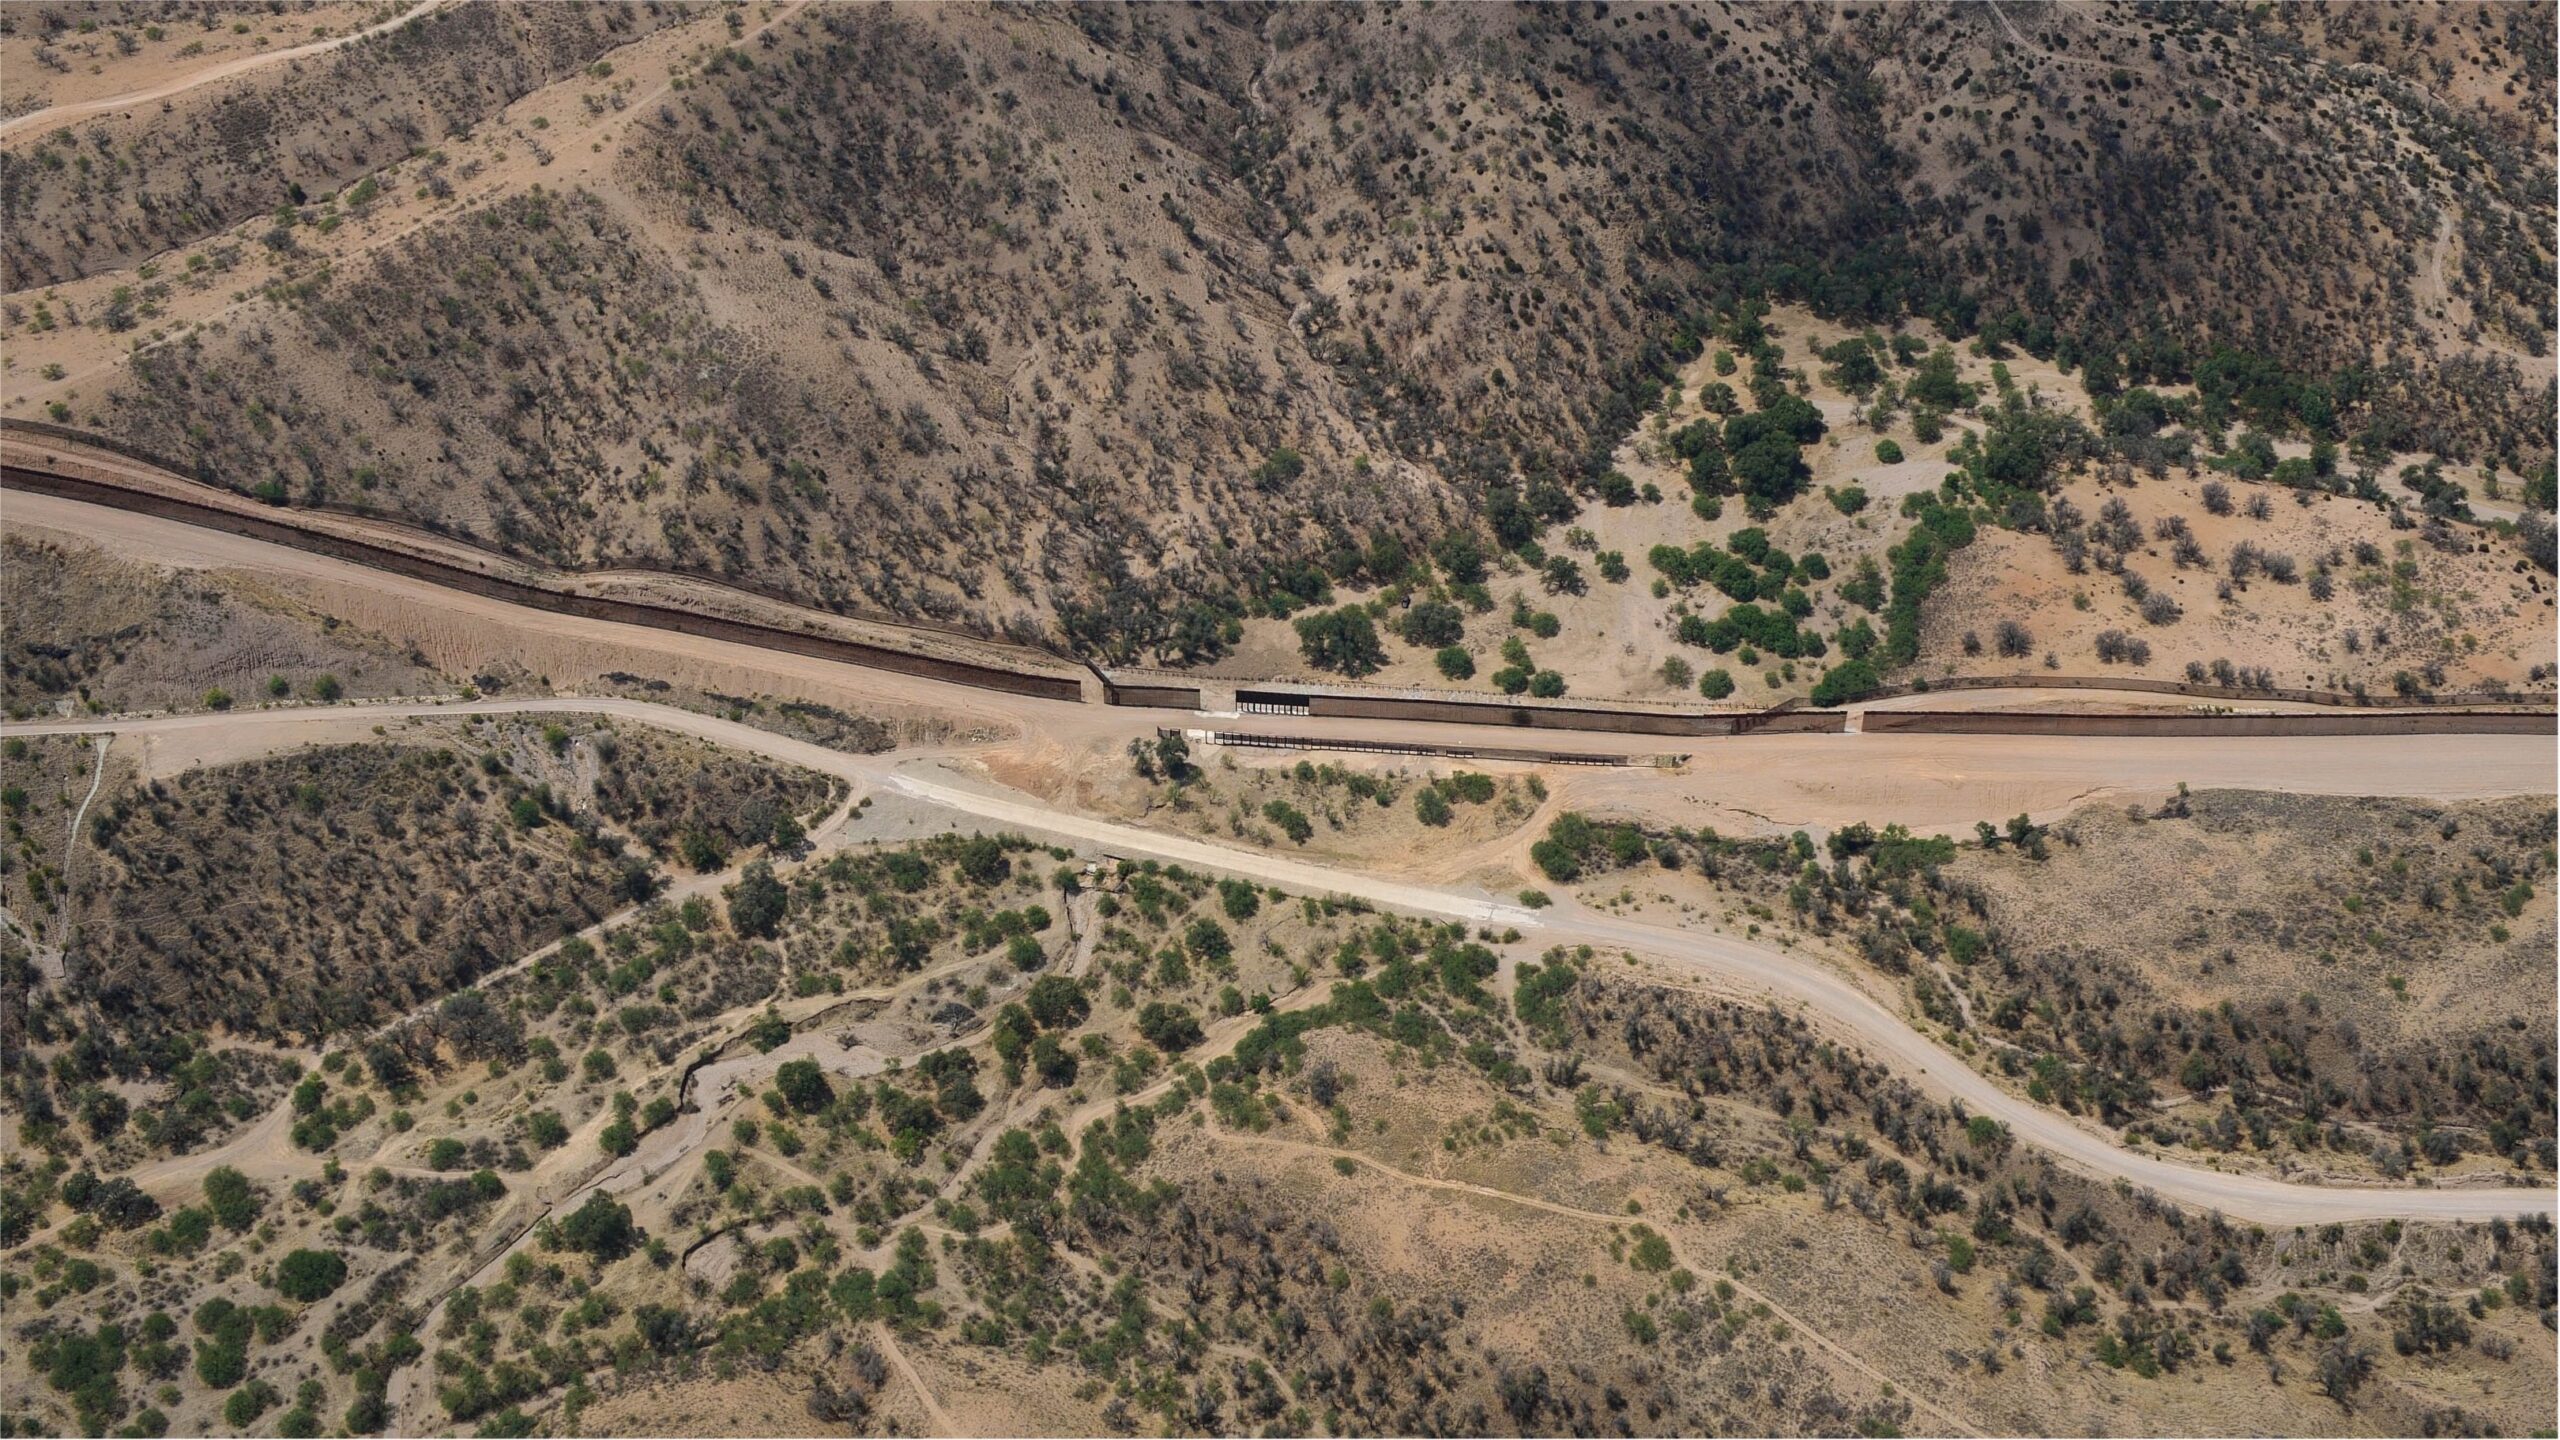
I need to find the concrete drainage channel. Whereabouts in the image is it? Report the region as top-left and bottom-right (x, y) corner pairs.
(1171, 728), (1679, 768)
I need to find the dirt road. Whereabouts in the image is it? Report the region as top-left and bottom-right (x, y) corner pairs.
(0, 0), (463, 141)
(9, 697), (2551, 1226)
(7, 490), (2550, 844)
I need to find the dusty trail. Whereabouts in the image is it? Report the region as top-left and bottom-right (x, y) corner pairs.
(58, 734), (107, 924)
(1210, 1124), (1981, 1437)
(9, 697), (2551, 1226)
(876, 1325), (958, 1436)
(0, 0), (464, 141)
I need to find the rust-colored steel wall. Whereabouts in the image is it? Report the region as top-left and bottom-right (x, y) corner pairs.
(1737, 710), (1850, 735)
(1848, 670), (2535, 711)
(1180, 729), (1650, 767)
(0, 418), (1056, 658)
(2, 465), (1089, 701)
(1106, 684), (1205, 710)
(1305, 693), (1719, 734)
(1862, 710), (2557, 737)
(15, 421), (2540, 737)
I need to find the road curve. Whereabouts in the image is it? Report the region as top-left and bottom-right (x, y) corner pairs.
(8, 698), (2552, 1226)
(0, 0), (462, 142)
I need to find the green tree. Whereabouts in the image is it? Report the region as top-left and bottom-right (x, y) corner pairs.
(1137, 1003), (1204, 1053)
(1183, 917), (1233, 962)
(957, 835), (1011, 885)
(1397, 600), (1465, 648)
(1810, 659), (1880, 707)
(679, 829), (727, 872)
(1294, 606), (1386, 676)
(1415, 787), (1452, 828)
(225, 1379), (279, 1429)
(1026, 975), (1090, 1029)
(273, 1249), (348, 1302)
(727, 860), (787, 937)
(775, 1059), (832, 1114)
(1908, 346), (1975, 410)
(202, 1167), (260, 1232)
(559, 1194), (637, 1261)
(1431, 530), (1488, 584)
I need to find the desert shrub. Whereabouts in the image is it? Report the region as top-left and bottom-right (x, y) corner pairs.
(727, 860), (787, 937)
(1415, 787), (1453, 828)
(1261, 801), (1313, 844)
(558, 1195), (636, 1260)
(1294, 607), (1384, 676)
(1137, 1003), (1203, 1053)
(274, 1249), (348, 1302)
(1398, 601), (1465, 649)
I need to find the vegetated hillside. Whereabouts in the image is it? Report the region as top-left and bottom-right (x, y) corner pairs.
(1947, 791), (2556, 1170)
(0, 1), (696, 290)
(1196, 304), (2556, 708)
(37, 0), (2560, 659)
(5, 826), (2551, 1438)
(1520, 788), (2557, 1182)
(50, 716), (835, 1041)
(1, 533), (449, 715)
(0, 2), (394, 120)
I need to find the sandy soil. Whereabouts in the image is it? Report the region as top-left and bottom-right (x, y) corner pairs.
(9, 491), (2549, 850)
(0, 1), (423, 129)
(3, 1), (794, 408)
(13, 693), (2549, 1227)
(1926, 468), (2556, 695)
(1186, 303), (2554, 708)
(2, 433), (1080, 684)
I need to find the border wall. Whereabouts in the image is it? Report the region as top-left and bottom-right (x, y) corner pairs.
(1176, 729), (1664, 768)
(11, 419), (2551, 734)
(1, 464), (1087, 701)
(1849, 670), (2536, 710)
(1103, 682), (1205, 710)
(1862, 710), (2557, 738)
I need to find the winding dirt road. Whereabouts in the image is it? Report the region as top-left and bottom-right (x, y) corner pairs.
(7, 697), (2551, 1227)
(0, 0), (462, 141)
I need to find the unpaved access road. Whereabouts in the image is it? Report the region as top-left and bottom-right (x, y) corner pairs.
(5, 488), (2552, 843)
(0, 0), (463, 141)
(7, 697), (2552, 1227)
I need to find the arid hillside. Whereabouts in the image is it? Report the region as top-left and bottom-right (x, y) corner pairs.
(5, 795), (2551, 1439)
(0, 1), (698, 288)
(1521, 787), (2558, 1184)
(2, 533), (448, 716)
(18, 714), (840, 1040)
(4, 1), (2548, 669)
